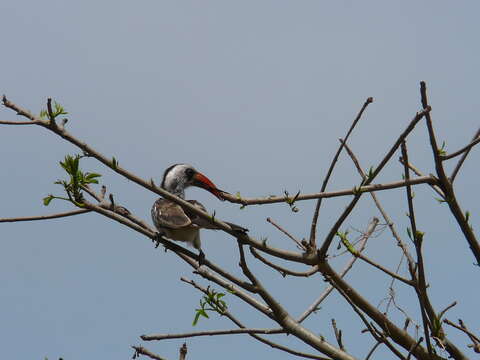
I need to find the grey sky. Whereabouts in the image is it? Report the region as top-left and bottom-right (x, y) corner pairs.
(1, 1), (479, 359)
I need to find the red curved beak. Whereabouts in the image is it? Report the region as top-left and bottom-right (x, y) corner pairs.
(192, 172), (226, 201)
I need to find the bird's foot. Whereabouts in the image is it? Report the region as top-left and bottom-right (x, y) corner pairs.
(153, 231), (166, 248)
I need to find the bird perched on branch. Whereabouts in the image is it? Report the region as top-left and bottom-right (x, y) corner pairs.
(151, 164), (247, 251)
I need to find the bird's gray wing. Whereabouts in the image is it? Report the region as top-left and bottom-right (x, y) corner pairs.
(184, 200), (215, 229)
(151, 199), (192, 230)
(185, 200), (248, 233)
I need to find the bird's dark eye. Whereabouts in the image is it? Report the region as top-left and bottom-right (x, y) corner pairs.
(185, 168), (195, 179)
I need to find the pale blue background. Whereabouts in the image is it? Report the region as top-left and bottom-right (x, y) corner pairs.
(1, 1), (479, 359)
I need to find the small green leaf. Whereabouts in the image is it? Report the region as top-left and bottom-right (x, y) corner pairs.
(112, 157), (118, 169)
(53, 101), (68, 117)
(438, 141), (447, 156)
(43, 195), (54, 206)
(192, 312), (202, 326)
(85, 172), (102, 184)
(200, 308), (209, 319)
(465, 211), (471, 222)
(367, 166), (374, 180)
(39, 109), (48, 119)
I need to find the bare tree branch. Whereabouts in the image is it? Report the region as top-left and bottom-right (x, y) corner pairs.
(142, 328), (285, 341)
(223, 176), (436, 206)
(327, 276), (408, 360)
(298, 217), (378, 323)
(0, 209), (90, 222)
(331, 318), (345, 351)
(180, 278), (331, 360)
(309, 97), (373, 249)
(450, 127), (480, 182)
(340, 140), (417, 274)
(250, 247), (319, 277)
(444, 319), (480, 352)
(319, 261), (432, 360)
(0, 119), (41, 125)
(398, 157), (444, 198)
(420, 82), (480, 267)
(237, 243), (356, 360)
(317, 107), (431, 259)
(267, 217), (305, 250)
(440, 135), (480, 160)
(341, 242), (414, 286)
(401, 141), (434, 357)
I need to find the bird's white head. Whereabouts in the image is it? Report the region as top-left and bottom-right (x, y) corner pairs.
(161, 164), (224, 200)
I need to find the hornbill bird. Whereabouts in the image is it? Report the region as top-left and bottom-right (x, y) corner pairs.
(151, 164), (247, 251)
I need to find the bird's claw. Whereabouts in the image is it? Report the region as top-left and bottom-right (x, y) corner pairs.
(153, 231), (166, 248)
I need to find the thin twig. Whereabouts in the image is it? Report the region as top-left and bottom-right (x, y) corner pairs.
(267, 217), (305, 250)
(309, 97), (373, 248)
(224, 176), (435, 206)
(450, 127), (480, 182)
(421, 82), (480, 268)
(398, 157), (444, 198)
(401, 141), (434, 357)
(178, 343), (187, 360)
(331, 319), (345, 351)
(250, 247), (319, 277)
(444, 319), (480, 344)
(0, 120), (40, 125)
(177, 254), (273, 318)
(341, 139), (417, 274)
(327, 277), (407, 360)
(0, 209), (90, 222)
(345, 248), (414, 286)
(364, 342), (382, 360)
(142, 328), (285, 341)
(406, 337), (423, 360)
(297, 217), (378, 323)
(441, 136), (480, 160)
(317, 107), (431, 258)
(318, 261), (431, 360)
(438, 301), (457, 320)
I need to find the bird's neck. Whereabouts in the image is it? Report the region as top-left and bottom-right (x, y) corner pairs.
(171, 188), (185, 199)
(163, 184), (186, 199)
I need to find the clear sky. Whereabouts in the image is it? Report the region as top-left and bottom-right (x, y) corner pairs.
(1, 1), (479, 359)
